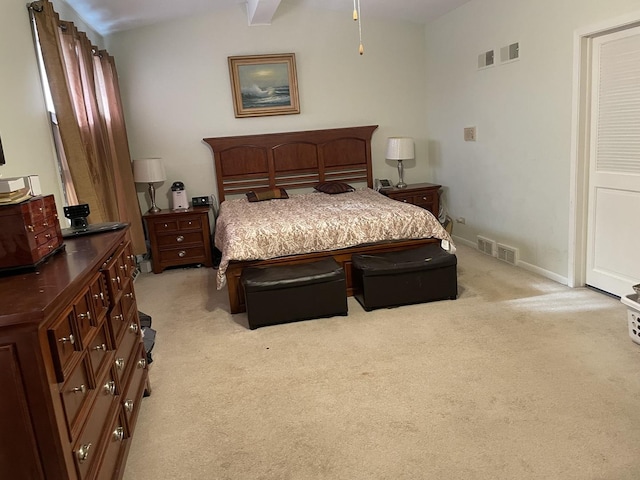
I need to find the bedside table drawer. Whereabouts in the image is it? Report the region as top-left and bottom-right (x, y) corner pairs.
(158, 246), (207, 264)
(157, 231), (204, 248)
(178, 216), (203, 231)
(389, 193), (416, 204)
(151, 220), (179, 233)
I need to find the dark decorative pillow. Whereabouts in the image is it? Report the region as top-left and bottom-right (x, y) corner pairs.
(246, 188), (289, 202)
(314, 181), (355, 194)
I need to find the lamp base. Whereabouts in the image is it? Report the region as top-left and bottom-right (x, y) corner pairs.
(396, 181), (407, 189)
(148, 206), (161, 213)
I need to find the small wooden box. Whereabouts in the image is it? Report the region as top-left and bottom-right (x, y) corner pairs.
(0, 195), (64, 271)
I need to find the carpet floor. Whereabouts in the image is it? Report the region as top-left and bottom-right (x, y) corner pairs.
(123, 244), (640, 480)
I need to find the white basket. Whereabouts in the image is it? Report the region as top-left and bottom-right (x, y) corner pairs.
(621, 294), (640, 345)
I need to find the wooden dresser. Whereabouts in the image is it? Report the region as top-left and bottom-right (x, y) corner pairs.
(143, 207), (212, 274)
(380, 182), (441, 217)
(0, 227), (148, 480)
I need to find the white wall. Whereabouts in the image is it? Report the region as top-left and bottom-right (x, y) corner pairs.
(0, 0), (103, 223)
(105, 5), (429, 210)
(425, 0), (640, 281)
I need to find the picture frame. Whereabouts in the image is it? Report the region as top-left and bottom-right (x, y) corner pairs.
(228, 53), (300, 118)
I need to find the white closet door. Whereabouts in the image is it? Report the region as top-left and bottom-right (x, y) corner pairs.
(586, 26), (640, 297)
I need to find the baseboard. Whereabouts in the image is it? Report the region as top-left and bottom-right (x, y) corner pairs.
(452, 234), (568, 286)
(451, 235), (476, 249)
(517, 260), (568, 286)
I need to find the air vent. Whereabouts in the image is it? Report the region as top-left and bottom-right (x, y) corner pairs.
(478, 50), (495, 69)
(477, 236), (496, 256)
(496, 243), (518, 265)
(500, 42), (519, 63)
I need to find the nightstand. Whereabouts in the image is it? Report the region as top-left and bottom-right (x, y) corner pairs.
(143, 207), (213, 273)
(380, 182), (441, 217)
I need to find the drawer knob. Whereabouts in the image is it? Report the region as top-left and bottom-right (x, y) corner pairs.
(93, 292), (104, 301)
(137, 358), (147, 369)
(28, 225), (34, 232)
(115, 357), (125, 370)
(104, 381), (116, 396)
(43, 221), (49, 227)
(45, 233), (52, 240)
(124, 399), (134, 413)
(78, 311), (91, 321)
(77, 443), (92, 463)
(113, 426), (125, 442)
(129, 323), (139, 334)
(163, 223), (169, 228)
(58, 334), (75, 345)
(124, 292), (134, 299)
(92, 343), (107, 352)
(176, 235), (184, 242)
(178, 250), (186, 258)
(71, 384), (87, 394)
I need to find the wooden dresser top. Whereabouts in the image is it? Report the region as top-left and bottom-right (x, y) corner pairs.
(0, 229), (127, 327)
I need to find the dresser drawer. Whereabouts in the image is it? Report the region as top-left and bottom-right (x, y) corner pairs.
(121, 343), (148, 436)
(108, 301), (126, 347)
(48, 308), (82, 383)
(98, 410), (128, 480)
(60, 355), (93, 438)
(89, 272), (110, 325)
(72, 368), (119, 480)
(87, 322), (113, 380)
(113, 315), (141, 387)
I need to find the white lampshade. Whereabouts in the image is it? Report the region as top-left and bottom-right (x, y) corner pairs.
(385, 137), (415, 161)
(133, 158), (166, 183)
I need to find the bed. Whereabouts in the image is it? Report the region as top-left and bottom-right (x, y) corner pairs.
(203, 125), (454, 314)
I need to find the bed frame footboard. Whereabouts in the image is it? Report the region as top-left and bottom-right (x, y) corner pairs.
(225, 238), (438, 314)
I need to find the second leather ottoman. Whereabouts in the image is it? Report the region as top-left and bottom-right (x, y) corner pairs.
(352, 243), (457, 311)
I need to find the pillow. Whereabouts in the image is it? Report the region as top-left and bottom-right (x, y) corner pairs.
(314, 181), (355, 194)
(246, 188), (289, 202)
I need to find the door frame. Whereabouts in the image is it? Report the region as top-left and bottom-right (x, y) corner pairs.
(568, 10), (640, 288)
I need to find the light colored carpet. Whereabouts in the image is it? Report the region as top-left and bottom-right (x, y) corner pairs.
(123, 244), (640, 480)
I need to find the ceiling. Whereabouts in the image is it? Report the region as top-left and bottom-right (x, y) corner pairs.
(62, 0), (472, 36)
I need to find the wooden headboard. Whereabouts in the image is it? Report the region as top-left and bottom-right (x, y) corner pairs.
(203, 125), (378, 201)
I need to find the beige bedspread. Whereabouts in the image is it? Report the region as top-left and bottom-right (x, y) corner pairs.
(214, 188), (454, 289)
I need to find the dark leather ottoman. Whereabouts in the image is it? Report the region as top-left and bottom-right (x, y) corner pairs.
(240, 258), (348, 329)
(352, 243), (457, 311)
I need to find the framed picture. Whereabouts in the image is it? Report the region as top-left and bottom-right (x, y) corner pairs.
(228, 53), (300, 118)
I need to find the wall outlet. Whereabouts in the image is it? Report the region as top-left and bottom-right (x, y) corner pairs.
(456, 217), (466, 224)
(464, 127), (476, 142)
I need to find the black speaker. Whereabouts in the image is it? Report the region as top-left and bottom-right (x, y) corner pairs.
(191, 196), (210, 207)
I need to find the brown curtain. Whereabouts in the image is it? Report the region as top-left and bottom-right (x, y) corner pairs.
(29, 0), (145, 255)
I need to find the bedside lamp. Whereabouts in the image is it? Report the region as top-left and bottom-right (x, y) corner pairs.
(133, 158), (166, 213)
(385, 137), (415, 189)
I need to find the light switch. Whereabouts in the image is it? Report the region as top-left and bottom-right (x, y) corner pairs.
(464, 127), (476, 142)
